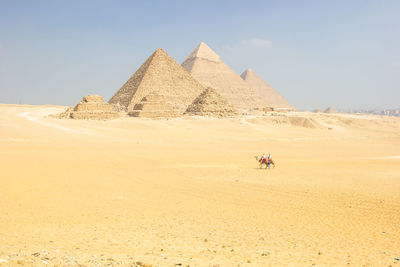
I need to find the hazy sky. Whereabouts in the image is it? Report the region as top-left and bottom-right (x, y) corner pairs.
(0, 0), (399, 110)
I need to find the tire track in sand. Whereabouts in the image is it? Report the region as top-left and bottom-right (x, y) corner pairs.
(19, 108), (92, 135)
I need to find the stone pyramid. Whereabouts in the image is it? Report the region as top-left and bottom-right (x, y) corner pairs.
(70, 95), (119, 120)
(240, 69), (294, 110)
(185, 87), (238, 117)
(128, 92), (179, 118)
(181, 42), (268, 111)
(109, 48), (205, 114)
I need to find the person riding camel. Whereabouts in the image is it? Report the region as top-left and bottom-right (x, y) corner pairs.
(260, 153), (267, 164)
(267, 154), (272, 168)
(256, 153), (275, 169)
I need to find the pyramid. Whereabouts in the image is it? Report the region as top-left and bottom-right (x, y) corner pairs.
(128, 92), (179, 118)
(70, 95), (119, 120)
(240, 69), (295, 110)
(185, 87), (238, 117)
(109, 48), (205, 113)
(181, 42), (268, 110)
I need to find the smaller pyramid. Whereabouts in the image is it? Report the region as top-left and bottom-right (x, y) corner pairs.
(70, 95), (119, 120)
(184, 87), (238, 117)
(240, 69), (294, 110)
(128, 92), (179, 118)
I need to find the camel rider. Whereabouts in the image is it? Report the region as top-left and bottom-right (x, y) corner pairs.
(267, 154), (272, 168)
(260, 153), (267, 163)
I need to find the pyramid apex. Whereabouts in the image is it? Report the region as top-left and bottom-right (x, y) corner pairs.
(153, 48), (167, 55)
(185, 42), (221, 63)
(241, 68), (256, 79)
(244, 68), (255, 74)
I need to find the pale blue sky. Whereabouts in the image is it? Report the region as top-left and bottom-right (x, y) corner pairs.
(0, 0), (399, 110)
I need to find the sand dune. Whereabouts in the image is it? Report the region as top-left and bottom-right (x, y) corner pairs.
(0, 104), (399, 266)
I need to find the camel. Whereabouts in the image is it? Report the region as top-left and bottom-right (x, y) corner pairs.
(255, 156), (275, 169)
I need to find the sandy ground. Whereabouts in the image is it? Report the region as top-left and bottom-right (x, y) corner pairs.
(0, 104), (399, 266)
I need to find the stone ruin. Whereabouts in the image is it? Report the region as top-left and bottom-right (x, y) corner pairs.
(184, 87), (238, 117)
(69, 95), (119, 120)
(128, 92), (178, 118)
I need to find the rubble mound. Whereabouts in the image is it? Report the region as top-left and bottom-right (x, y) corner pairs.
(288, 116), (317, 128)
(263, 107), (274, 112)
(324, 107), (337, 113)
(50, 107), (73, 119)
(128, 92), (179, 118)
(184, 87), (238, 117)
(70, 95), (119, 120)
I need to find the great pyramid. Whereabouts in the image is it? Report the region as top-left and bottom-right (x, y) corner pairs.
(128, 92), (178, 118)
(181, 42), (268, 111)
(70, 95), (119, 120)
(240, 69), (295, 110)
(109, 48), (205, 113)
(185, 87), (238, 117)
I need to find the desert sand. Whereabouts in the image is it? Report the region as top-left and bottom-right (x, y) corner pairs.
(0, 104), (399, 266)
